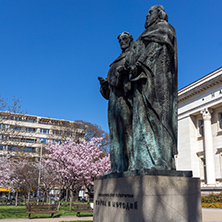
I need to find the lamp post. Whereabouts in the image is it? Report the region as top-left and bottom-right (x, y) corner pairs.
(37, 139), (43, 204)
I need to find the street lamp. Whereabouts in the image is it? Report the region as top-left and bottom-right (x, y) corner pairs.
(37, 139), (44, 204)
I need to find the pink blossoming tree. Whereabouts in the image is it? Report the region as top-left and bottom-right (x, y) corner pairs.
(43, 137), (110, 211)
(0, 155), (12, 190)
(0, 154), (39, 205)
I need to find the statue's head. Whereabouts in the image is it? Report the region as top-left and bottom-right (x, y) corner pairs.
(117, 32), (133, 52)
(145, 5), (168, 29)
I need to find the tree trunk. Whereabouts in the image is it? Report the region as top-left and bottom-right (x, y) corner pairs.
(42, 191), (45, 204)
(85, 188), (90, 204)
(23, 195), (25, 205)
(46, 191), (49, 204)
(57, 201), (61, 211)
(8, 191), (11, 204)
(73, 190), (79, 202)
(27, 190), (30, 205)
(69, 190), (73, 212)
(57, 189), (61, 211)
(15, 189), (18, 206)
(65, 189), (68, 206)
(85, 185), (91, 204)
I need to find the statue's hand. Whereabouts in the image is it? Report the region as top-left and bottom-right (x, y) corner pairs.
(98, 77), (109, 99)
(98, 76), (105, 84)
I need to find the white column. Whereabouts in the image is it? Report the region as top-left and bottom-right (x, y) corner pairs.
(201, 108), (216, 186)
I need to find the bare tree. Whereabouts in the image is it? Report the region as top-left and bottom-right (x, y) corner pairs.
(0, 96), (30, 154)
(77, 121), (110, 153)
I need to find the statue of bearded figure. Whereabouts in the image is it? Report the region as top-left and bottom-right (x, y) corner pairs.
(128, 5), (178, 171)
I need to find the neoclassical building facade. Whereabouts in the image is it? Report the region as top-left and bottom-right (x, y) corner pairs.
(177, 67), (222, 187)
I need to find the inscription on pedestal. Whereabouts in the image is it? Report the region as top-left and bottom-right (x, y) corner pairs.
(95, 193), (137, 211)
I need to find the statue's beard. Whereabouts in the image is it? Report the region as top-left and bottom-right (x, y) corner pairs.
(145, 17), (157, 29)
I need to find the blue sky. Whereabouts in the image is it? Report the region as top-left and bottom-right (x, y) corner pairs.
(0, 0), (221, 132)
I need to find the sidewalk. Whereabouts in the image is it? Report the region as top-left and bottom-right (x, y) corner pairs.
(0, 215), (93, 222)
(0, 209), (222, 222)
(202, 208), (222, 222)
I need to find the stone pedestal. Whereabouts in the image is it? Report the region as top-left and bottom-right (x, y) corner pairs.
(93, 175), (202, 222)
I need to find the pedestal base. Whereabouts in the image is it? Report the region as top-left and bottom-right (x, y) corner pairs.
(93, 175), (202, 222)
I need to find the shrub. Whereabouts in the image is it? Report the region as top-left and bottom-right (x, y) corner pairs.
(202, 202), (222, 208)
(201, 192), (222, 203)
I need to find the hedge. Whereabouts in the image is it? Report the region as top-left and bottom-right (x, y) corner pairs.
(202, 193), (222, 203)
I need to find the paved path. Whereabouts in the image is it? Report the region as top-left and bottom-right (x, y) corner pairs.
(0, 215), (93, 222)
(202, 208), (222, 222)
(0, 208), (222, 222)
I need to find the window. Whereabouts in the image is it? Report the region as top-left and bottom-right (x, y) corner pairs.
(26, 118), (36, 123)
(14, 127), (22, 131)
(40, 128), (49, 134)
(10, 116), (22, 121)
(40, 120), (49, 124)
(198, 120), (204, 137)
(8, 146), (19, 151)
(12, 138), (21, 142)
(0, 124), (10, 129)
(53, 130), (61, 135)
(0, 135), (8, 140)
(0, 145), (6, 150)
(0, 115), (8, 119)
(25, 139), (36, 143)
(26, 128), (36, 133)
(23, 147), (36, 152)
(219, 113), (222, 130)
(52, 122), (60, 126)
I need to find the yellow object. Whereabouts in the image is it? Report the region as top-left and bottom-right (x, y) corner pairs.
(202, 202), (222, 208)
(0, 188), (11, 192)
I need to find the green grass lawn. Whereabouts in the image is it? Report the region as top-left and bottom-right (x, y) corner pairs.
(0, 204), (93, 219)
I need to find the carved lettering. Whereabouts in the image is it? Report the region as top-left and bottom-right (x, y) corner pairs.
(95, 199), (138, 210)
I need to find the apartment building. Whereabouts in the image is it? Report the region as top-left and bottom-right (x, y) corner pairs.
(0, 112), (85, 157)
(177, 67), (222, 189)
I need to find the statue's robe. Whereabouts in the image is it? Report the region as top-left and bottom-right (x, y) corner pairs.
(100, 48), (134, 173)
(129, 19), (178, 170)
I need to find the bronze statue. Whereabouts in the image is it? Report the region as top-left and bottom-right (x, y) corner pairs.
(99, 5), (178, 174)
(130, 5), (178, 170)
(98, 32), (135, 173)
